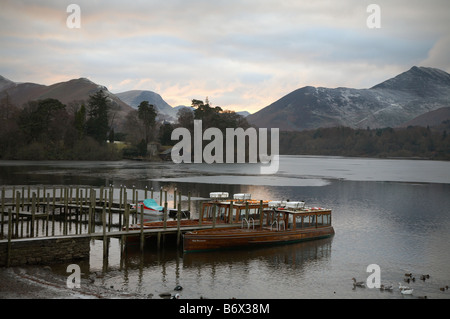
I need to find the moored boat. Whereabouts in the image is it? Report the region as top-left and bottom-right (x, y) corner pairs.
(132, 198), (164, 222)
(183, 200), (334, 252)
(124, 192), (269, 241)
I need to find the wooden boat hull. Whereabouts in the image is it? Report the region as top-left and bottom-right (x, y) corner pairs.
(183, 226), (335, 252)
(124, 219), (217, 243)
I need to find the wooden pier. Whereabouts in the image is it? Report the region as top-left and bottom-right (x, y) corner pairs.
(0, 185), (218, 267)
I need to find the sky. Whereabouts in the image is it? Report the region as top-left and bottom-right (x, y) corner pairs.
(1, 0), (449, 113)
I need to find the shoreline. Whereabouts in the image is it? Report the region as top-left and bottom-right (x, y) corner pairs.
(0, 265), (146, 299)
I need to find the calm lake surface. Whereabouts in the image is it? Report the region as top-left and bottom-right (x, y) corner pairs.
(1, 156), (450, 299)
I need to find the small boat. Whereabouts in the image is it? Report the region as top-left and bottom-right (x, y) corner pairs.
(183, 200), (334, 252)
(132, 199), (165, 222)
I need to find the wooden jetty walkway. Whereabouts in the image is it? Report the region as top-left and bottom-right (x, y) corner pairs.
(0, 185), (225, 267)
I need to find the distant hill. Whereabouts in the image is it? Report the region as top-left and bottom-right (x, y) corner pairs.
(115, 90), (177, 121)
(237, 111), (250, 117)
(247, 66), (450, 131)
(400, 107), (450, 128)
(0, 76), (134, 130)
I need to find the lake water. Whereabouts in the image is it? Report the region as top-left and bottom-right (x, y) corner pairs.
(1, 156), (450, 299)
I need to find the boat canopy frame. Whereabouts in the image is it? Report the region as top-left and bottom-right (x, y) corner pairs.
(200, 199), (269, 224)
(261, 207), (332, 231)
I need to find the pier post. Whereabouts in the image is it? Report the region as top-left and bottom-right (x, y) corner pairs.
(174, 188), (177, 209)
(157, 231), (161, 250)
(177, 202), (181, 246)
(245, 201), (249, 220)
(84, 187), (89, 206)
(212, 203), (217, 229)
(15, 192), (20, 238)
(119, 186), (123, 210)
(7, 208), (12, 267)
(140, 205), (144, 251)
(64, 187), (68, 235)
(1, 187), (4, 238)
(99, 186), (103, 207)
(188, 191), (191, 215)
(134, 189), (138, 224)
(163, 201), (168, 229)
(31, 192), (36, 237)
(88, 189), (95, 234)
(229, 200), (234, 224)
(199, 203), (203, 226)
(52, 187), (56, 215)
(21, 187), (24, 210)
(164, 189), (167, 206)
(51, 189), (56, 236)
(27, 186), (30, 212)
(46, 194), (50, 236)
(108, 187), (113, 231)
(124, 190), (129, 232)
(74, 187), (79, 234)
(78, 189), (83, 234)
(102, 206), (107, 262)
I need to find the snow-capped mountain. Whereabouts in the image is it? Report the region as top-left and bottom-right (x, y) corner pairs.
(247, 66), (450, 131)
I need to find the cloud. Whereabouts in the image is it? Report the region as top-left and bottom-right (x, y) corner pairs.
(420, 36), (450, 72)
(1, 0), (449, 113)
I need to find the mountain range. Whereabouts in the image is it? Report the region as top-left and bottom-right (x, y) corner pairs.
(1, 66), (449, 132)
(0, 75), (133, 130)
(247, 66), (450, 130)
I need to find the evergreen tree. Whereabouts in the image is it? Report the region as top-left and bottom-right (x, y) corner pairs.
(86, 90), (110, 143)
(138, 101), (157, 144)
(74, 104), (86, 139)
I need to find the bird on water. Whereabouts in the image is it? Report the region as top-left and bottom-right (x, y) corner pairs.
(352, 278), (365, 288)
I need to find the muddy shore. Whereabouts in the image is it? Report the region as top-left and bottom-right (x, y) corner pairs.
(0, 266), (146, 299)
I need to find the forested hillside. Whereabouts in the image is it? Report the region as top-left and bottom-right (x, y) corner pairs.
(280, 125), (450, 160)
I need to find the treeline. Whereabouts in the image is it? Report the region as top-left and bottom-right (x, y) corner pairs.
(279, 125), (450, 160)
(0, 93), (249, 161)
(1, 90), (449, 161)
(0, 90), (162, 160)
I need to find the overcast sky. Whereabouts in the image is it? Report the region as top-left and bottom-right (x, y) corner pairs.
(1, 0), (449, 113)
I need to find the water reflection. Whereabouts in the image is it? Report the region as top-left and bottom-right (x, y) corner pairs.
(87, 237), (334, 299)
(182, 237), (333, 271)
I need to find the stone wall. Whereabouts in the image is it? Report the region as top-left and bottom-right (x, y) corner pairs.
(0, 235), (90, 267)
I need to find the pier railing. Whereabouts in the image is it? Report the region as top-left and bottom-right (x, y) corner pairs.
(0, 185), (213, 267)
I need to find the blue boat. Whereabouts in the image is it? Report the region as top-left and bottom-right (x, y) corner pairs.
(133, 199), (164, 222)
